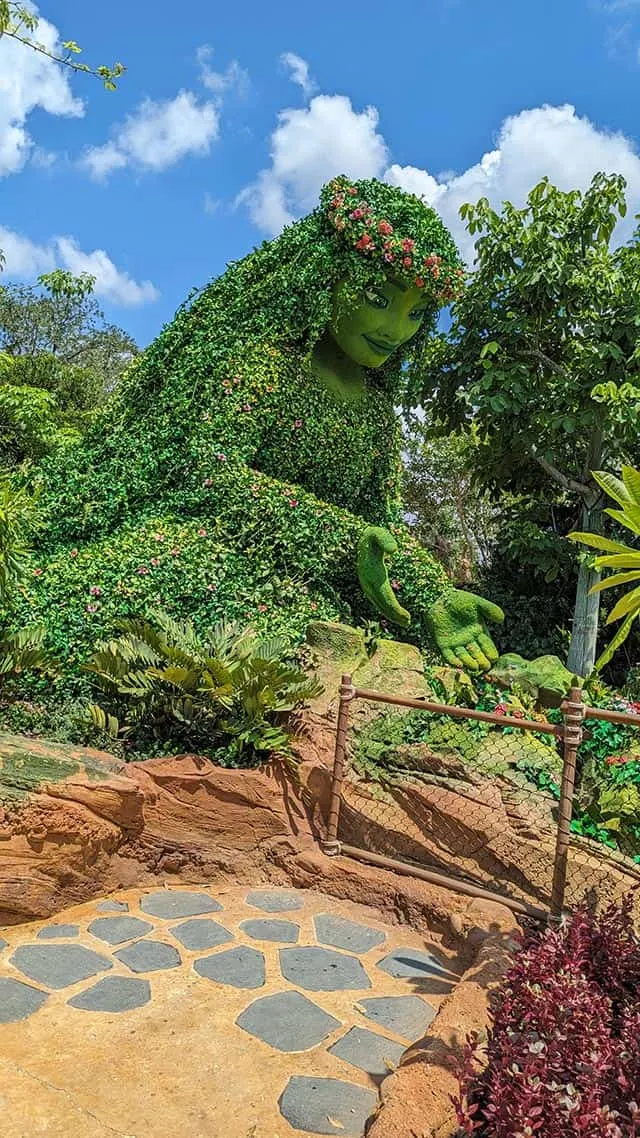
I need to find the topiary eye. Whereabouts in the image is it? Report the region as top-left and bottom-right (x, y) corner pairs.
(364, 288), (388, 309)
(409, 307), (427, 322)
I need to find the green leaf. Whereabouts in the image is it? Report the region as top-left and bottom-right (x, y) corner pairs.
(589, 570), (640, 595)
(621, 465), (640, 507)
(606, 584), (640, 624)
(591, 470), (632, 508)
(568, 532), (634, 555)
(594, 611), (637, 672)
(594, 553), (640, 570)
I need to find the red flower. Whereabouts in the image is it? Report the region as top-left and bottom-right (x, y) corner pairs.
(494, 702), (508, 716)
(215, 453), (227, 462)
(403, 255), (412, 268)
(378, 220), (393, 236)
(349, 208), (364, 220)
(258, 603), (268, 613)
(347, 186), (358, 195)
(424, 253), (441, 267)
(33, 567), (43, 577)
(331, 194), (344, 208)
(293, 419), (303, 429)
(70, 548), (78, 558)
(401, 237), (415, 252)
(415, 276), (425, 289)
(288, 498), (298, 507)
(198, 528), (207, 537)
(355, 233), (375, 252)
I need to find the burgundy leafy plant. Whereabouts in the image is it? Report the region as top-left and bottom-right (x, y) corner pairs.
(452, 896), (640, 1137)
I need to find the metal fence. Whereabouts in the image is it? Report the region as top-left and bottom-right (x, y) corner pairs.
(321, 677), (640, 922)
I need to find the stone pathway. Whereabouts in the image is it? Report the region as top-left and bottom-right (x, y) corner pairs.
(0, 885), (461, 1138)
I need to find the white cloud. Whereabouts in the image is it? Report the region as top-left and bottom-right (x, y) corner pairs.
(0, 8), (83, 177)
(197, 45), (249, 96)
(238, 94), (388, 234)
(280, 52), (317, 97)
(389, 104), (640, 261)
(82, 90), (220, 180)
(241, 91), (640, 262)
(203, 192), (220, 214)
(0, 226), (158, 307)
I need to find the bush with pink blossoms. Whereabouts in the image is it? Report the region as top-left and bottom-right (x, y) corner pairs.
(453, 896), (640, 1137)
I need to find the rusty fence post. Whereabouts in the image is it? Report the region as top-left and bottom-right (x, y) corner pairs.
(322, 673), (355, 856)
(550, 684), (585, 920)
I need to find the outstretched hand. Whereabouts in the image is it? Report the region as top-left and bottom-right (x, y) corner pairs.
(357, 525), (411, 628)
(428, 589), (504, 672)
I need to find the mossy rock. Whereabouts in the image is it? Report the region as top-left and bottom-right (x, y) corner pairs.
(0, 732), (117, 803)
(306, 621), (366, 662)
(489, 653), (576, 708)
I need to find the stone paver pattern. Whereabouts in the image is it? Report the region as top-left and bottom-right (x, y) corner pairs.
(0, 884), (460, 1138)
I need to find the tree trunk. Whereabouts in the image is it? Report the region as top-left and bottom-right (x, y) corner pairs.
(567, 424), (604, 678)
(566, 500), (602, 678)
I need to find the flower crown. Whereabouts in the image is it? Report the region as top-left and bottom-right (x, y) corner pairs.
(322, 176), (463, 304)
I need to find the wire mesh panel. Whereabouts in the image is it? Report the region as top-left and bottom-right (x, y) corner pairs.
(331, 684), (564, 917)
(563, 705), (640, 915)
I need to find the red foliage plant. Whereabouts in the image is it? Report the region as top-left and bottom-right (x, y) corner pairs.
(452, 896), (640, 1137)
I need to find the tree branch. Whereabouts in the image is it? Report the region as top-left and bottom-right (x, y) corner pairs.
(522, 347), (572, 383)
(530, 447), (594, 499)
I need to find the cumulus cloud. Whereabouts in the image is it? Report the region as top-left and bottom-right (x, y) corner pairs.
(82, 90), (220, 180)
(280, 52), (317, 97)
(240, 93), (640, 261)
(238, 94), (388, 234)
(0, 9), (83, 177)
(197, 45), (249, 96)
(0, 226), (159, 307)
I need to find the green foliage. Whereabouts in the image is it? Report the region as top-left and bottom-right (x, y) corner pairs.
(82, 609), (323, 765)
(0, 4), (125, 88)
(414, 173), (640, 676)
(0, 625), (56, 687)
(0, 475), (40, 604)
(570, 465), (640, 669)
(0, 273), (137, 466)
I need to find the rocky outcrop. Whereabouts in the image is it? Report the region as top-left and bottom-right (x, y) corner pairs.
(0, 735), (316, 925)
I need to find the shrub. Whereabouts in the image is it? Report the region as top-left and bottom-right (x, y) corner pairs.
(83, 609), (323, 765)
(453, 897), (640, 1137)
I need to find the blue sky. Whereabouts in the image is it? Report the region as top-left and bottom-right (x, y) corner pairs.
(2, 0), (640, 345)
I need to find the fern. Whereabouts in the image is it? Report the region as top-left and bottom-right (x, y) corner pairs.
(83, 609), (323, 764)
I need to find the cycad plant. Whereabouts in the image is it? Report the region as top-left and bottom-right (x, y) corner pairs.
(570, 466), (640, 671)
(83, 609), (323, 765)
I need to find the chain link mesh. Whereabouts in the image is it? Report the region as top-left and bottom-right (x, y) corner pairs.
(331, 693), (640, 919)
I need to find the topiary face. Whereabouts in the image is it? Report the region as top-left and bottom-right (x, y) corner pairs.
(328, 276), (431, 369)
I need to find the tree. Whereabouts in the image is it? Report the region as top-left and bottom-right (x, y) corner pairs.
(0, 271), (137, 465)
(413, 174), (640, 677)
(0, 2), (124, 89)
(402, 427), (496, 582)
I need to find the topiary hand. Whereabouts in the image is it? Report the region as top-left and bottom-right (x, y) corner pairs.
(357, 525), (411, 628)
(427, 589), (504, 672)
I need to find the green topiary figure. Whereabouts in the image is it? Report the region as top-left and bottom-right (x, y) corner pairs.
(19, 176), (504, 675)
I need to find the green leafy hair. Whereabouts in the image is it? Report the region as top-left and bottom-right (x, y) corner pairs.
(115, 176), (461, 419)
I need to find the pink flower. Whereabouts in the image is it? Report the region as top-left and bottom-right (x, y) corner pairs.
(233, 376), (242, 385)
(494, 702), (508, 716)
(89, 585), (102, 597)
(198, 528), (207, 537)
(310, 601), (318, 611)
(70, 548), (78, 559)
(401, 237), (415, 252)
(242, 403), (252, 412)
(151, 557), (161, 567)
(33, 567), (43, 577)
(293, 419), (303, 429)
(378, 219), (393, 235)
(415, 276), (425, 289)
(203, 478), (213, 487)
(350, 208), (364, 220)
(288, 498), (298, 508)
(331, 194), (345, 208)
(384, 252), (395, 263)
(154, 532), (165, 542)
(403, 255), (413, 268)
(390, 579), (400, 591)
(216, 452), (227, 462)
(170, 547), (181, 556)
(347, 186), (358, 196)
(266, 385), (275, 393)
(258, 604), (268, 613)
(86, 603), (98, 614)
(207, 583), (216, 592)
(424, 253), (441, 268)
(136, 566), (149, 575)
